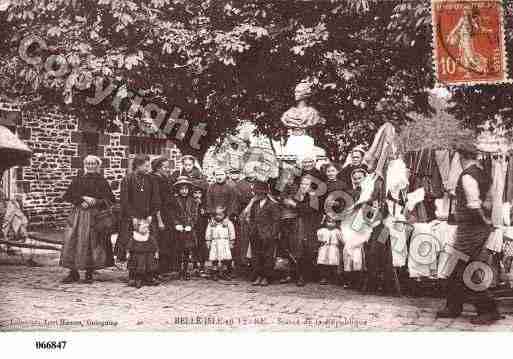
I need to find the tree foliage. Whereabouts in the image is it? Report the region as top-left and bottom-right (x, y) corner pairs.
(0, 0), (511, 158)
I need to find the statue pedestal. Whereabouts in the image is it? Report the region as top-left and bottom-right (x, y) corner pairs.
(283, 134), (327, 163)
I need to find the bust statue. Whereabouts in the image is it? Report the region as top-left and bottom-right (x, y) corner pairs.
(280, 81), (325, 130)
(280, 81), (326, 162)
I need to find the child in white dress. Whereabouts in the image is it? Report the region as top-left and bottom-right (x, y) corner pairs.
(317, 216), (343, 285)
(206, 206), (235, 281)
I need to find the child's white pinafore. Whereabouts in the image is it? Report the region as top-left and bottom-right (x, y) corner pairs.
(206, 218), (235, 261)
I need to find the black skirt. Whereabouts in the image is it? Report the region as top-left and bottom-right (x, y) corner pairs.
(128, 252), (158, 274)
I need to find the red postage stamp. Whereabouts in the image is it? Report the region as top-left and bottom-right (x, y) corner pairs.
(432, 0), (510, 85)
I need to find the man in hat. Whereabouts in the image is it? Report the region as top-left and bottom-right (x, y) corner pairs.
(436, 144), (500, 325)
(246, 180), (281, 286)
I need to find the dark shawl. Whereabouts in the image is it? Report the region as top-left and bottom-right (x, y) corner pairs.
(63, 173), (115, 208)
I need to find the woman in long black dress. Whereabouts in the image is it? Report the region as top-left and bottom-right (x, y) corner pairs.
(60, 155), (115, 284)
(150, 156), (174, 277)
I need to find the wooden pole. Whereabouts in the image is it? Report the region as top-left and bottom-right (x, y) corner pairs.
(0, 239), (61, 251)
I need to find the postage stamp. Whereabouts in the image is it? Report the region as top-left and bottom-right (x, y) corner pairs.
(432, 0), (510, 85)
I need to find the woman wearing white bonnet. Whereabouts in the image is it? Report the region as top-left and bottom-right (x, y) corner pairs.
(59, 154), (115, 284)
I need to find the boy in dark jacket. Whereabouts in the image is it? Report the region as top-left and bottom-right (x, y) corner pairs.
(246, 180), (281, 286)
(171, 176), (199, 280)
(192, 179), (209, 277)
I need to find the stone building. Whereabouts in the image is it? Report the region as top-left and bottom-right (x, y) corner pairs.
(0, 101), (182, 229)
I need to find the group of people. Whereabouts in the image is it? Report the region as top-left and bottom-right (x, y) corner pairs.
(59, 148), (371, 289)
(57, 143), (502, 325)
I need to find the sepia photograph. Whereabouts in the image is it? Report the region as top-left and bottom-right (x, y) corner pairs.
(1, 0), (513, 353)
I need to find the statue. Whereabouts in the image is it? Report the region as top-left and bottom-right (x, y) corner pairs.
(280, 81), (326, 162)
(280, 81), (325, 132)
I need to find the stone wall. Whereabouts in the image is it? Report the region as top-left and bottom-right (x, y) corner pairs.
(20, 110), (80, 227)
(0, 103), (183, 229)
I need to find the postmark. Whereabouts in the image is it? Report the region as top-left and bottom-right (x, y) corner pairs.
(432, 0), (510, 85)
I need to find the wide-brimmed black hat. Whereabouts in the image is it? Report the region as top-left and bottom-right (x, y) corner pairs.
(174, 176), (193, 187)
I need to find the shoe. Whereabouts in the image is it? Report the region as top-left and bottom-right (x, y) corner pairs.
(436, 307), (461, 319)
(220, 272), (232, 281)
(280, 276), (292, 284)
(296, 277), (305, 287)
(252, 276), (262, 286)
(260, 277), (269, 286)
(83, 271), (93, 284)
(470, 312), (502, 325)
(320, 278), (328, 285)
(128, 279), (136, 287)
(61, 270), (80, 284)
(145, 278), (160, 286)
(135, 279), (143, 289)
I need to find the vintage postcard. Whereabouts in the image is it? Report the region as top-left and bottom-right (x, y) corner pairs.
(1, 1), (513, 355)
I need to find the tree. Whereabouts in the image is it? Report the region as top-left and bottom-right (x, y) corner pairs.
(1, 0), (510, 159)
